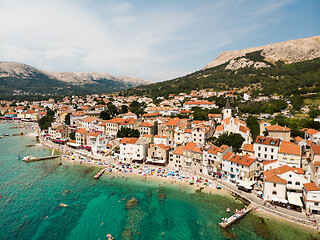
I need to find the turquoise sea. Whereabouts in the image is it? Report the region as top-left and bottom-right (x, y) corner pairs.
(0, 123), (319, 240)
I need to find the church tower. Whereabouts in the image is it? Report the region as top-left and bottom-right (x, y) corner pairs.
(222, 99), (232, 120)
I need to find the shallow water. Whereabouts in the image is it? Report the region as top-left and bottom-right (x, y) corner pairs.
(0, 123), (319, 240)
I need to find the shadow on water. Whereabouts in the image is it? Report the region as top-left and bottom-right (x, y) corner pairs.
(250, 214), (272, 240)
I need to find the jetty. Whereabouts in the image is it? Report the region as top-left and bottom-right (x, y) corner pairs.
(94, 168), (107, 179)
(23, 155), (62, 162)
(219, 204), (253, 228)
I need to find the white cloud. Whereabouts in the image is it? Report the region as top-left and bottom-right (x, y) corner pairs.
(0, 0), (300, 81)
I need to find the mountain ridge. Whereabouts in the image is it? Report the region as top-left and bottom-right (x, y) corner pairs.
(204, 36), (320, 70)
(0, 61), (151, 97)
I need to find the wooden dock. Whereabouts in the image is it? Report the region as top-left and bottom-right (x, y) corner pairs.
(219, 204), (253, 228)
(23, 155), (62, 162)
(94, 168), (107, 179)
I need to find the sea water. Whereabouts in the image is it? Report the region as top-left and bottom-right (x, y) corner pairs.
(0, 123), (319, 240)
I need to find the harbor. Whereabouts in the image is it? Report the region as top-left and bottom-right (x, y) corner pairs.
(219, 204), (253, 228)
(93, 168), (107, 179)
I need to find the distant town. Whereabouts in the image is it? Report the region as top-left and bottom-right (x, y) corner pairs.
(1, 89), (320, 218)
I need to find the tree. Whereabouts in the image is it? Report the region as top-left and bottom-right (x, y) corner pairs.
(212, 132), (245, 152)
(117, 127), (140, 138)
(130, 101), (145, 117)
(99, 111), (111, 120)
(309, 109), (320, 119)
(107, 102), (118, 117)
(246, 116), (260, 141)
(69, 131), (76, 140)
(65, 113), (71, 125)
(120, 105), (128, 114)
(192, 107), (209, 121)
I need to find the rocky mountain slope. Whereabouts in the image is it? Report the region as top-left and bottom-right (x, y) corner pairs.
(124, 36), (320, 98)
(0, 62), (150, 97)
(204, 36), (320, 70)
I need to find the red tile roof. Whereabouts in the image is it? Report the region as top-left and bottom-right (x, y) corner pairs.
(223, 153), (255, 166)
(304, 182), (320, 191)
(255, 136), (280, 146)
(120, 137), (139, 144)
(311, 145), (320, 154)
(266, 125), (291, 132)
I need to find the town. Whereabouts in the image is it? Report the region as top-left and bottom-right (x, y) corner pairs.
(1, 89), (320, 220)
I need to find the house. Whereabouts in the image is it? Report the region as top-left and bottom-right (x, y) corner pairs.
(183, 100), (217, 111)
(278, 141), (302, 168)
(182, 142), (204, 175)
(259, 121), (271, 136)
(154, 135), (170, 145)
(309, 145), (320, 162)
(265, 125), (291, 141)
(302, 183), (320, 214)
(222, 153), (258, 187)
(305, 129), (320, 143)
(48, 124), (68, 140)
(203, 144), (232, 176)
(146, 144), (171, 165)
(158, 117), (180, 143)
(145, 106), (178, 116)
(191, 125), (213, 147)
(139, 121), (156, 136)
(263, 165), (306, 206)
(75, 128), (89, 146)
(142, 112), (162, 121)
(119, 137), (149, 163)
(254, 136), (281, 161)
(242, 143), (254, 157)
(4, 112), (17, 118)
(81, 117), (98, 131)
(208, 114), (222, 123)
(86, 132), (102, 153)
(70, 111), (85, 126)
(123, 112), (137, 119)
(105, 118), (139, 137)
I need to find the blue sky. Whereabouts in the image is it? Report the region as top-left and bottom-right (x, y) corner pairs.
(0, 0), (319, 81)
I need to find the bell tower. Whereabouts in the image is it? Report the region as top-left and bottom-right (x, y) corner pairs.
(222, 99), (232, 120)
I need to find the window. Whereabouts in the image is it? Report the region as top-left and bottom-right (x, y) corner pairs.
(264, 154), (267, 158)
(288, 181), (292, 184)
(271, 155), (274, 160)
(258, 147), (261, 150)
(295, 182), (300, 186)
(258, 153), (261, 157)
(271, 149), (274, 153)
(289, 174), (292, 177)
(272, 191), (277, 195)
(273, 183), (277, 187)
(315, 202), (319, 206)
(265, 147), (267, 151)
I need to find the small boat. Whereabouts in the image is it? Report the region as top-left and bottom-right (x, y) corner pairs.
(216, 185), (222, 190)
(4, 133), (9, 136)
(226, 208), (230, 212)
(59, 203), (68, 207)
(106, 234), (114, 240)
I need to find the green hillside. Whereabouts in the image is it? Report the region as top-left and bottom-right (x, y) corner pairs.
(124, 52), (320, 98)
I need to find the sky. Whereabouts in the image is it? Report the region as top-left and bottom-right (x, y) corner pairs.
(0, 0), (319, 82)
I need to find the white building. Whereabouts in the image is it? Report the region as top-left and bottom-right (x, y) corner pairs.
(305, 129), (320, 143)
(183, 100), (217, 111)
(263, 165), (306, 207)
(303, 182), (320, 214)
(222, 153), (258, 185)
(254, 136), (281, 161)
(119, 137), (149, 163)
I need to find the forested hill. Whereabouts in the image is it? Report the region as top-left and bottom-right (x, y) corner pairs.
(123, 55), (320, 98)
(124, 36), (320, 98)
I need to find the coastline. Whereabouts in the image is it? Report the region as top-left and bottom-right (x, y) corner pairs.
(9, 121), (319, 234)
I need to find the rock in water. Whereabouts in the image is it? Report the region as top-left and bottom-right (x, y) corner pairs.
(125, 197), (138, 210)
